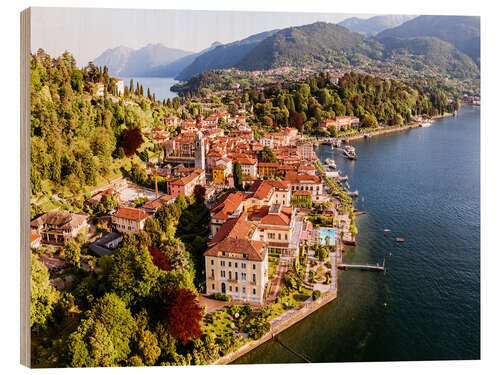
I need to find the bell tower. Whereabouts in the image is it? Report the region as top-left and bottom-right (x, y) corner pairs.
(195, 131), (205, 170)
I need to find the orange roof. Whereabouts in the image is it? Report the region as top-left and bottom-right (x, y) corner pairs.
(114, 207), (151, 221)
(211, 191), (246, 220)
(260, 206), (292, 226)
(284, 171), (321, 184)
(204, 237), (266, 261)
(30, 233), (41, 243)
(142, 195), (175, 210)
(249, 180), (274, 200)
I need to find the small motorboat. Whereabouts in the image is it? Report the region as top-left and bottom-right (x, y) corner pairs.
(396, 237), (405, 243)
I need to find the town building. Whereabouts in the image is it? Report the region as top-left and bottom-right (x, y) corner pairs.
(115, 78), (124, 96)
(194, 131), (206, 171)
(166, 169), (206, 198)
(204, 213), (268, 303)
(96, 82), (105, 97)
(31, 212), (89, 245)
(284, 172), (323, 203)
(112, 207), (152, 234)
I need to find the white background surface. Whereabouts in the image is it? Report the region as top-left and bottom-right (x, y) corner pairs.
(1, 0), (497, 373)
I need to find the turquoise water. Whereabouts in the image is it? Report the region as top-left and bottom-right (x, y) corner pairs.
(120, 77), (179, 101)
(320, 228), (335, 246)
(234, 105), (480, 363)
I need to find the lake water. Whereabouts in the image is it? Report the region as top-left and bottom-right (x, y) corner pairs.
(120, 77), (179, 101)
(234, 105), (480, 363)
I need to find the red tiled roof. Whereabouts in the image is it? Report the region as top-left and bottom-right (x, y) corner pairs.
(204, 237), (266, 261)
(142, 195), (175, 210)
(114, 207), (151, 221)
(211, 191), (246, 220)
(30, 233), (41, 243)
(260, 207), (292, 226)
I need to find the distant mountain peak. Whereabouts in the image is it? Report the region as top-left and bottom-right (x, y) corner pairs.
(93, 43), (193, 77)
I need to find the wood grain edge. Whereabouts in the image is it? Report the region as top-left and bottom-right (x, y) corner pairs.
(20, 7), (31, 368)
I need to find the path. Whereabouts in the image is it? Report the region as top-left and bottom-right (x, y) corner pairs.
(266, 257), (290, 302)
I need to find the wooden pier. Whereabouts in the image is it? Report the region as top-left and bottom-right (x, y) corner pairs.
(337, 259), (386, 272)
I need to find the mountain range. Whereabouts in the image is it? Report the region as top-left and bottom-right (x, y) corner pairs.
(93, 43), (194, 77)
(338, 15), (416, 36)
(376, 15), (480, 65)
(92, 15), (480, 83)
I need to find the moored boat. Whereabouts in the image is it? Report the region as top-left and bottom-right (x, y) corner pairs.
(343, 145), (357, 160)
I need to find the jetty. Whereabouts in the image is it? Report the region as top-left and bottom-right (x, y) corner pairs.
(337, 259), (386, 272)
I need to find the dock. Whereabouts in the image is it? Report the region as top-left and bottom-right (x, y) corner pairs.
(337, 259), (386, 272)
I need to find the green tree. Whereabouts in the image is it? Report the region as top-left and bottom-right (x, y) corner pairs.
(260, 146), (277, 163)
(67, 293), (135, 367)
(107, 245), (162, 307)
(64, 240), (81, 268)
(362, 113), (378, 128)
(175, 194), (188, 211)
(30, 254), (59, 329)
(233, 162), (243, 190)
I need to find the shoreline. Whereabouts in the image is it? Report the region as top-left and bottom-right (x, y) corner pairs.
(213, 290), (337, 365)
(342, 112), (455, 142)
(212, 111), (457, 365)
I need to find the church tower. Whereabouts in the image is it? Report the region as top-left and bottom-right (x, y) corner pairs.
(195, 131), (205, 171)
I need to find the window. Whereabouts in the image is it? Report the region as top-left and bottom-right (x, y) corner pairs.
(229, 271), (232, 280)
(242, 273), (247, 281)
(267, 233), (275, 240)
(252, 264), (256, 270)
(210, 259), (214, 265)
(235, 286), (238, 292)
(212, 283), (215, 290)
(235, 262), (238, 268)
(235, 272), (238, 281)
(229, 286), (232, 292)
(278, 233), (281, 240)
(220, 260), (225, 267)
(252, 274), (256, 283)
(211, 269), (214, 278)
(242, 263), (246, 269)
(228, 261), (232, 267)
(285, 234), (288, 240)
(253, 288), (256, 295)
(221, 270), (225, 277)
(243, 287), (246, 294)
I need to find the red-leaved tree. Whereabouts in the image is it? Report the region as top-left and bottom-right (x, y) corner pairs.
(163, 288), (202, 345)
(289, 110), (304, 129)
(148, 245), (171, 271)
(120, 128), (144, 156)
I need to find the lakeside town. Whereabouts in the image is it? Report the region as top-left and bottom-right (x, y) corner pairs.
(28, 40), (473, 366)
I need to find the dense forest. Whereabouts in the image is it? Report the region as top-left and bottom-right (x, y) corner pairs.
(239, 71), (459, 137)
(30, 49), (185, 201)
(31, 190), (245, 367)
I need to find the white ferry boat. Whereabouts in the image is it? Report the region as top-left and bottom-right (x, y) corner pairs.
(343, 145), (357, 160)
(325, 158), (336, 169)
(419, 120), (433, 128)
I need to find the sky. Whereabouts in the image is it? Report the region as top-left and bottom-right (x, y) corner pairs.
(31, 7), (377, 66)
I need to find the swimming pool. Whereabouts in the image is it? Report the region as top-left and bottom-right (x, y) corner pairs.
(320, 227), (335, 245)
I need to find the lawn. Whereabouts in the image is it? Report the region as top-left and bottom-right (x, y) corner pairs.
(265, 288), (313, 322)
(202, 305), (251, 339)
(268, 254), (280, 280)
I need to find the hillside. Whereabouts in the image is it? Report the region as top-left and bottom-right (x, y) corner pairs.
(176, 30), (278, 81)
(338, 15), (415, 36)
(379, 36), (479, 80)
(376, 15), (480, 65)
(93, 43), (193, 77)
(235, 22), (384, 71)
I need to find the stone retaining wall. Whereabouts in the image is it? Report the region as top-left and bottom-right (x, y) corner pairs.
(213, 289), (337, 365)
